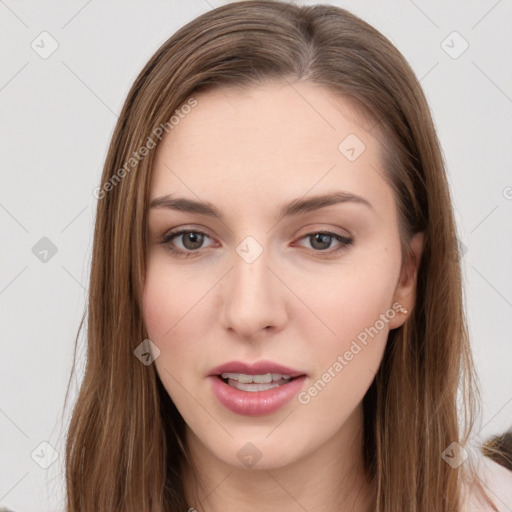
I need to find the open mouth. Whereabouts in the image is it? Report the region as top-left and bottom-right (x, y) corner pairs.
(216, 373), (301, 392)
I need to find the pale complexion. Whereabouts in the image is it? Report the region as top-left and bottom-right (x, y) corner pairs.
(143, 80), (424, 512)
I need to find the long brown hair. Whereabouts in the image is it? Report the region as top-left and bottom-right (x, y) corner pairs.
(64, 1), (491, 510)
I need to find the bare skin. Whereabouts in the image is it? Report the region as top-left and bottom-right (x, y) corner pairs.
(143, 80), (424, 512)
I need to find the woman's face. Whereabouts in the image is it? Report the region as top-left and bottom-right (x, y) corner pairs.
(143, 80), (423, 470)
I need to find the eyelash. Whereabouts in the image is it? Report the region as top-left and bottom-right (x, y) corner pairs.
(159, 228), (354, 258)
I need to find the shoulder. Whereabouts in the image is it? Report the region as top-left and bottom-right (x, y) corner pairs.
(463, 448), (512, 511)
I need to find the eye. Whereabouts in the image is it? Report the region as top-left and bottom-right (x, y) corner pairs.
(296, 231), (354, 253)
(160, 229), (215, 257)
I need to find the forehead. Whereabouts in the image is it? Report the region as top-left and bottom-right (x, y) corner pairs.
(150, 81), (392, 216)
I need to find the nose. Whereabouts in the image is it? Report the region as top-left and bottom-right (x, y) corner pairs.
(221, 247), (287, 340)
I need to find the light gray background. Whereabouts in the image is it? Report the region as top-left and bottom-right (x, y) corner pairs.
(1, 1), (511, 510)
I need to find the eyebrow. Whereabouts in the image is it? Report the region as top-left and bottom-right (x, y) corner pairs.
(149, 190), (373, 221)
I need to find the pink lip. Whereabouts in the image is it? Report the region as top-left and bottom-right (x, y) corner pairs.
(208, 374), (308, 416)
(208, 360), (307, 378)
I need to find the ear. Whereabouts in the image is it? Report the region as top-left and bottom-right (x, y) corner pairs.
(388, 231), (425, 330)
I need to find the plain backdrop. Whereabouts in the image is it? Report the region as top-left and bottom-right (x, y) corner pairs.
(1, 1), (511, 510)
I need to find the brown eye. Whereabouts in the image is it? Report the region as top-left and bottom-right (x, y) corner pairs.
(299, 231), (354, 253)
(160, 229), (214, 256)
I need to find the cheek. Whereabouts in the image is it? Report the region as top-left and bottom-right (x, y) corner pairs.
(142, 273), (176, 342)
(299, 251), (399, 401)
(142, 256), (219, 377)
(142, 258), (197, 384)
(142, 255), (204, 341)
(307, 256), (398, 348)
(142, 259), (202, 409)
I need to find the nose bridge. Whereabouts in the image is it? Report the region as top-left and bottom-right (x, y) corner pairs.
(221, 235), (285, 337)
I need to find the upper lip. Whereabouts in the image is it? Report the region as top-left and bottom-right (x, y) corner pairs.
(209, 360), (307, 378)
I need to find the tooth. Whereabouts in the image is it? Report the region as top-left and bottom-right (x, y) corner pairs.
(237, 374), (253, 384)
(252, 373), (272, 383)
(221, 373), (239, 380)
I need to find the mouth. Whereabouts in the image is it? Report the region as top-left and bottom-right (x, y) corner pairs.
(207, 360), (308, 415)
(216, 372), (303, 392)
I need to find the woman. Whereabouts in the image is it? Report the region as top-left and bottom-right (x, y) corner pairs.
(64, 1), (512, 510)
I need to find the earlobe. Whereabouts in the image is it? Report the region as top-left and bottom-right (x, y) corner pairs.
(388, 231), (425, 329)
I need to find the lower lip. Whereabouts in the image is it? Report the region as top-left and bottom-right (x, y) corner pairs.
(208, 375), (307, 416)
